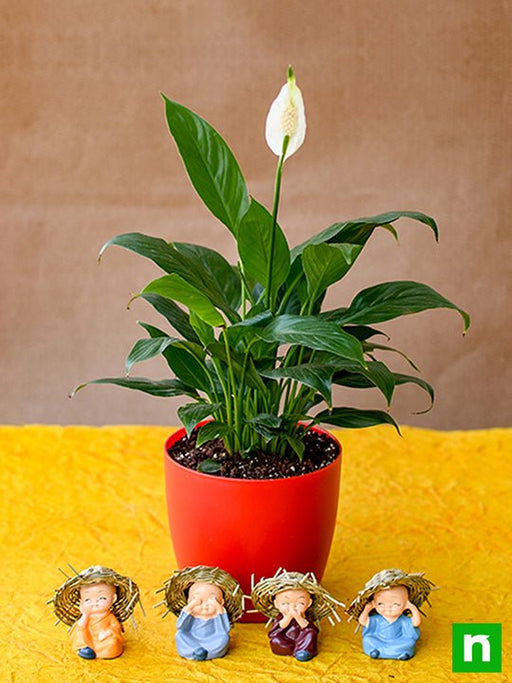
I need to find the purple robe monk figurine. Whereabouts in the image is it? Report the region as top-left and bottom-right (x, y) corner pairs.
(268, 587), (319, 660)
(251, 569), (343, 662)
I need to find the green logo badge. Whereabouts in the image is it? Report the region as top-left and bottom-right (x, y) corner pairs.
(452, 623), (502, 673)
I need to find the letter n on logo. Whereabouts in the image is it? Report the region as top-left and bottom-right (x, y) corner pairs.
(452, 623), (502, 673)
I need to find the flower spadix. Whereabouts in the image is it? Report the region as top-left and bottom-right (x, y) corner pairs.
(265, 66), (306, 160)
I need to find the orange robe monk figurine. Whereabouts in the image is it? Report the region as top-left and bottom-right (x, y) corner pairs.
(70, 581), (124, 659)
(50, 565), (142, 660)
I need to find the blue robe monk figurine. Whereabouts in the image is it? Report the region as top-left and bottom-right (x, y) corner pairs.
(158, 565), (244, 661)
(175, 582), (231, 660)
(359, 586), (420, 659)
(346, 568), (437, 661)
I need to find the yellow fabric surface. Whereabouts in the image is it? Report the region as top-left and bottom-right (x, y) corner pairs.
(1, 425), (510, 682)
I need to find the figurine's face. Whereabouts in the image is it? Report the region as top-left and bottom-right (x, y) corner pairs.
(187, 582), (224, 618)
(372, 585), (409, 622)
(79, 582), (117, 617)
(274, 588), (312, 617)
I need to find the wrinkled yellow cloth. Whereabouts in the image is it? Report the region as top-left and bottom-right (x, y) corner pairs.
(0, 425), (510, 682)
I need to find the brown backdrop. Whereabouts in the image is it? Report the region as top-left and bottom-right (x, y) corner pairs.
(2, 0), (511, 428)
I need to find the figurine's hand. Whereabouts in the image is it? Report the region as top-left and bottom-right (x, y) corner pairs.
(358, 601), (374, 627)
(291, 603), (306, 618)
(278, 611), (295, 629)
(78, 602), (95, 623)
(406, 599), (422, 626)
(290, 605), (308, 629)
(184, 596), (202, 615)
(98, 629), (111, 641)
(207, 595), (225, 615)
(77, 613), (89, 627)
(294, 613), (309, 629)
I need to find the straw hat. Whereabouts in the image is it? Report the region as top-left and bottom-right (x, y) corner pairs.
(346, 568), (438, 622)
(158, 566), (244, 625)
(50, 565), (141, 627)
(251, 569), (344, 624)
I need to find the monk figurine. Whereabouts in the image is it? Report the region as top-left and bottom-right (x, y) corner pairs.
(50, 565), (141, 660)
(251, 569), (343, 662)
(347, 568), (438, 660)
(158, 565), (243, 661)
(71, 580), (123, 659)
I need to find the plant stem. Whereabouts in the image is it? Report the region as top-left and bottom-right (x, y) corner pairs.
(277, 269), (303, 314)
(210, 355), (233, 452)
(222, 329), (241, 452)
(266, 135), (290, 311)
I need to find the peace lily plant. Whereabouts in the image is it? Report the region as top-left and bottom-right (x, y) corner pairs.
(76, 67), (469, 465)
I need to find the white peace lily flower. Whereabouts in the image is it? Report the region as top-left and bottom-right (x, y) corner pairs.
(265, 66), (306, 160)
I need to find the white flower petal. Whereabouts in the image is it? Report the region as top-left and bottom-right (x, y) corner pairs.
(265, 71), (306, 160)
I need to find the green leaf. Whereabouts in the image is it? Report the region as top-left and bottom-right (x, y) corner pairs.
(225, 311), (273, 348)
(196, 421), (233, 447)
(166, 346), (212, 391)
(333, 360), (396, 406)
(139, 293), (200, 343)
(190, 311), (216, 347)
(257, 315), (366, 366)
(71, 377), (198, 398)
(302, 243), (362, 303)
(136, 323), (211, 391)
(141, 273), (225, 327)
(284, 434), (305, 461)
(197, 459), (222, 474)
(246, 413), (282, 428)
(237, 199), (290, 300)
(315, 407), (401, 434)
(162, 94), (249, 235)
(363, 341), (420, 371)
(172, 242), (242, 317)
(246, 413), (282, 441)
(394, 373), (435, 413)
(101, 233), (241, 320)
(337, 281), (470, 333)
(126, 335), (178, 374)
(262, 364), (334, 406)
(291, 211), (438, 261)
(178, 403), (221, 435)
(99, 232), (180, 271)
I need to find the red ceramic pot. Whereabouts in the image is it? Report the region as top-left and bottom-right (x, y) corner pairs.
(164, 425), (341, 622)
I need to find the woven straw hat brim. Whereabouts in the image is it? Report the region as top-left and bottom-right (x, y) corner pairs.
(346, 568), (437, 621)
(51, 566), (141, 627)
(251, 570), (343, 622)
(162, 566), (244, 624)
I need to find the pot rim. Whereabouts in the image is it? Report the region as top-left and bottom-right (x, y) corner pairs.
(164, 422), (342, 484)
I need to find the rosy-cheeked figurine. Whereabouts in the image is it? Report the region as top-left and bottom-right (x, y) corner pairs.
(50, 565), (142, 660)
(346, 568), (437, 660)
(251, 569), (343, 662)
(158, 565), (244, 661)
